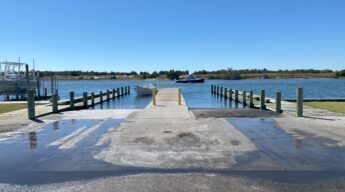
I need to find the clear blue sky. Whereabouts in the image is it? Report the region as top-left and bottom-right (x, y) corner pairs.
(0, 0), (344, 72)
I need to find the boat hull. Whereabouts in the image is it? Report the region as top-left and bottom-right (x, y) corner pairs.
(134, 86), (153, 96)
(0, 80), (37, 94)
(175, 79), (205, 83)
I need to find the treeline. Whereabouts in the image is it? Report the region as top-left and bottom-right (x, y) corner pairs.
(38, 70), (189, 80)
(38, 68), (344, 80)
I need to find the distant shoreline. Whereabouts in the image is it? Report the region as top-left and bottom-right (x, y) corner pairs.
(40, 72), (339, 81)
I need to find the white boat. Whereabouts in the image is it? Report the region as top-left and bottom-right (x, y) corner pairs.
(134, 83), (156, 96)
(0, 61), (38, 94)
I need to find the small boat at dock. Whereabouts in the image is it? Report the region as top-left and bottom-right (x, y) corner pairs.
(175, 74), (204, 83)
(134, 83), (157, 96)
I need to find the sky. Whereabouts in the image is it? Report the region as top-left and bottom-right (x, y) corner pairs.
(0, 0), (344, 72)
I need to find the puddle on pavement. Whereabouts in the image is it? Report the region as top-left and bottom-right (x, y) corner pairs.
(0, 118), (123, 185)
(229, 118), (345, 171)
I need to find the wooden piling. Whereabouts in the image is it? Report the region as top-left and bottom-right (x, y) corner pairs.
(128, 86), (130, 94)
(178, 88), (182, 105)
(216, 86), (219, 95)
(260, 90), (266, 110)
(297, 88), (303, 117)
(83, 92), (88, 107)
(100, 91), (103, 102)
(229, 89), (233, 101)
(91, 92), (95, 106)
(44, 88), (47, 99)
(220, 87), (223, 96)
(152, 89), (157, 105)
(249, 91), (254, 107)
(107, 90), (110, 100)
(224, 88), (228, 98)
(243, 91), (247, 105)
(121, 87), (124, 96)
(69, 91), (75, 108)
(234, 90), (239, 102)
(52, 93), (58, 113)
(211, 85), (214, 93)
(27, 89), (35, 119)
(276, 91), (282, 113)
(112, 89), (116, 99)
(117, 88), (120, 97)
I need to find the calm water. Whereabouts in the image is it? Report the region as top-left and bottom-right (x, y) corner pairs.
(36, 78), (345, 109)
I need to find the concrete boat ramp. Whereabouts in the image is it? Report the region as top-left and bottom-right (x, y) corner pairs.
(1, 88), (345, 191)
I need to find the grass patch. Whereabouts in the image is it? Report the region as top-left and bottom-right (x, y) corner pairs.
(304, 102), (345, 114)
(0, 103), (27, 114)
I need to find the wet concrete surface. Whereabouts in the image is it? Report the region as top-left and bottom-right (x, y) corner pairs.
(191, 108), (282, 118)
(229, 118), (345, 171)
(1, 108), (345, 191)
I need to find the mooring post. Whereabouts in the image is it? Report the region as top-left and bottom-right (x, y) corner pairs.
(83, 92), (88, 107)
(112, 89), (116, 99)
(52, 93), (58, 113)
(211, 85), (213, 94)
(44, 88), (47, 99)
(128, 86), (130, 94)
(100, 91), (103, 102)
(27, 89), (35, 119)
(249, 91), (254, 107)
(178, 88), (182, 105)
(297, 88), (303, 117)
(124, 86), (127, 95)
(116, 88), (120, 97)
(243, 91), (247, 105)
(275, 91), (282, 113)
(121, 87), (124, 96)
(234, 90), (239, 102)
(152, 89), (157, 105)
(224, 88), (228, 98)
(69, 91), (75, 108)
(260, 90), (266, 110)
(36, 77), (40, 97)
(220, 87), (223, 97)
(91, 92), (95, 106)
(107, 90), (110, 100)
(216, 86), (219, 95)
(229, 89), (233, 101)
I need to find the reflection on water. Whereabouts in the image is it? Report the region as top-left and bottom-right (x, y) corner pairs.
(29, 132), (37, 149)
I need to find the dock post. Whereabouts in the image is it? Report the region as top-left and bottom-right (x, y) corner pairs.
(121, 87), (124, 96)
(52, 93), (58, 113)
(27, 89), (35, 119)
(44, 88), (47, 99)
(128, 86), (130, 94)
(178, 88), (182, 105)
(234, 90), (239, 102)
(211, 85), (214, 93)
(83, 92), (88, 107)
(36, 77), (40, 97)
(224, 88), (228, 98)
(220, 87), (223, 96)
(69, 91), (75, 108)
(107, 90), (110, 100)
(216, 86), (219, 95)
(297, 88), (303, 117)
(275, 91), (282, 113)
(117, 88), (120, 97)
(100, 91), (103, 103)
(249, 91), (254, 108)
(260, 90), (266, 110)
(242, 91), (247, 105)
(91, 92), (95, 106)
(229, 89), (233, 101)
(152, 89), (157, 105)
(124, 86), (127, 95)
(112, 89), (116, 99)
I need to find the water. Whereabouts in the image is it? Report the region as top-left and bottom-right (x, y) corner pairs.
(36, 78), (345, 109)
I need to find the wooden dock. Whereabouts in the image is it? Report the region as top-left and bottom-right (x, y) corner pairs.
(133, 88), (192, 119)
